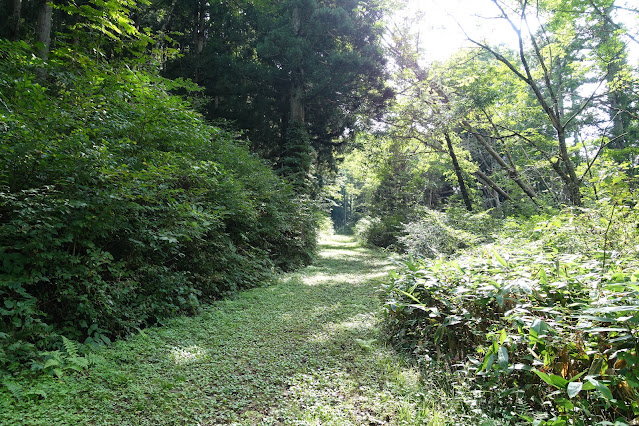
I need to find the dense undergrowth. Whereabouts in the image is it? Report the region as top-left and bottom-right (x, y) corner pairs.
(0, 40), (317, 375)
(377, 188), (639, 424)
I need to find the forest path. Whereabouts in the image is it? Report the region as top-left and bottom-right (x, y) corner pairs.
(3, 235), (445, 425)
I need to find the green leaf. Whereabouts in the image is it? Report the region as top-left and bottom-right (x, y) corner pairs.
(555, 397), (574, 411)
(538, 268), (548, 284)
(568, 370), (586, 382)
(517, 414), (534, 422)
(587, 378), (614, 400)
(588, 357), (605, 376)
(450, 261), (465, 274)
(493, 251), (508, 268)
(567, 381), (582, 398)
(533, 370), (555, 387)
(529, 328), (540, 345)
(586, 327), (627, 333)
(531, 319), (547, 334)
(44, 358), (60, 369)
(481, 353), (495, 372)
(498, 345), (509, 369)
(510, 363), (532, 371)
(398, 290), (422, 304)
(533, 370), (568, 389)
(499, 329), (507, 345)
(583, 305), (639, 314)
(550, 374), (569, 389)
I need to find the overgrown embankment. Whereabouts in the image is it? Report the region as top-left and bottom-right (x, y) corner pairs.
(1, 235), (470, 425)
(379, 205), (639, 425)
(0, 39), (316, 372)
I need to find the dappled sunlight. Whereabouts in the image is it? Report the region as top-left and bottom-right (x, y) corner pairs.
(374, 354), (421, 392)
(318, 249), (368, 259)
(318, 238), (359, 248)
(279, 340), (432, 424)
(301, 268), (393, 286)
(309, 312), (377, 344)
(169, 345), (207, 365)
(368, 264), (395, 274)
(302, 272), (370, 286)
(320, 234), (360, 243)
(3, 227), (439, 424)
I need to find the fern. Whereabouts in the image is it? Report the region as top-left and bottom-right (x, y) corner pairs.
(67, 356), (89, 372)
(1, 378), (23, 399)
(43, 351), (62, 369)
(61, 336), (79, 359)
(42, 351), (65, 377)
(84, 352), (104, 367)
(41, 338), (91, 377)
(61, 336), (89, 372)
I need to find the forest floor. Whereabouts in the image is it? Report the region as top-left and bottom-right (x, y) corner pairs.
(1, 235), (465, 425)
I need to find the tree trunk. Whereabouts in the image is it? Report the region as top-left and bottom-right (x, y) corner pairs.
(281, 5), (311, 187)
(36, 1), (53, 61)
(444, 133), (473, 211)
(196, 0), (207, 55)
(429, 82), (535, 205)
(193, 0), (208, 82)
(160, 0), (178, 34)
(35, 0), (52, 81)
(467, 4), (584, 206)
(290, 6), (305, 124)
(290, 79), (305, 124)
(342, 186), (347, 228)
(601, 7), (630, 150)
(465, 124), (538, 204)
(557, 127), (582, 206)
(8, 0), (22, 40)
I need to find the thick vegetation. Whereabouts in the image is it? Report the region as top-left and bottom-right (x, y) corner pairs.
(333, 1), (639, 424)
(2, 0), (639, 424)
(0, 19), (316, 374)
(148, 0), (390, 188)
(381, 194), (639, 424)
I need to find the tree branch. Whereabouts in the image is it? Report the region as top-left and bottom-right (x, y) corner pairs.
(578, 132), (627, 184)
(563, 79), (605, 129)
(474, 169), (513, 201)
(523, 12), (560, 119)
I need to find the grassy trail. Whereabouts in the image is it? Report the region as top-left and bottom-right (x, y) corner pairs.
(2, 235), (448, 425)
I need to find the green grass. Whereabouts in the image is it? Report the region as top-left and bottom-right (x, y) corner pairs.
(0, 235), (475, 425)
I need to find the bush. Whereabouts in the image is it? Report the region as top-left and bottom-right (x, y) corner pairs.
(529, 206), (639, 263)
(317, 214), (335, 239)
(397, 208), (495, 258)
(0, 40), (317, 373)
(355, 206), (499, 256)
(354, 215), (402, 248)
(382, 205), (639, 424)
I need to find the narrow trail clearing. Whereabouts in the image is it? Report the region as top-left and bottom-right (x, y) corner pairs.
(2, 235), (450, 425)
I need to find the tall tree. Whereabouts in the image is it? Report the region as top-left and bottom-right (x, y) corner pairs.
(588, 1), (637, 155)
(465, 0), (637, 205)
(156, 0), (390, 190)
(35, 0), (53, 61)
(7, 0), (23, 40)
(383, 26), (530, 210)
